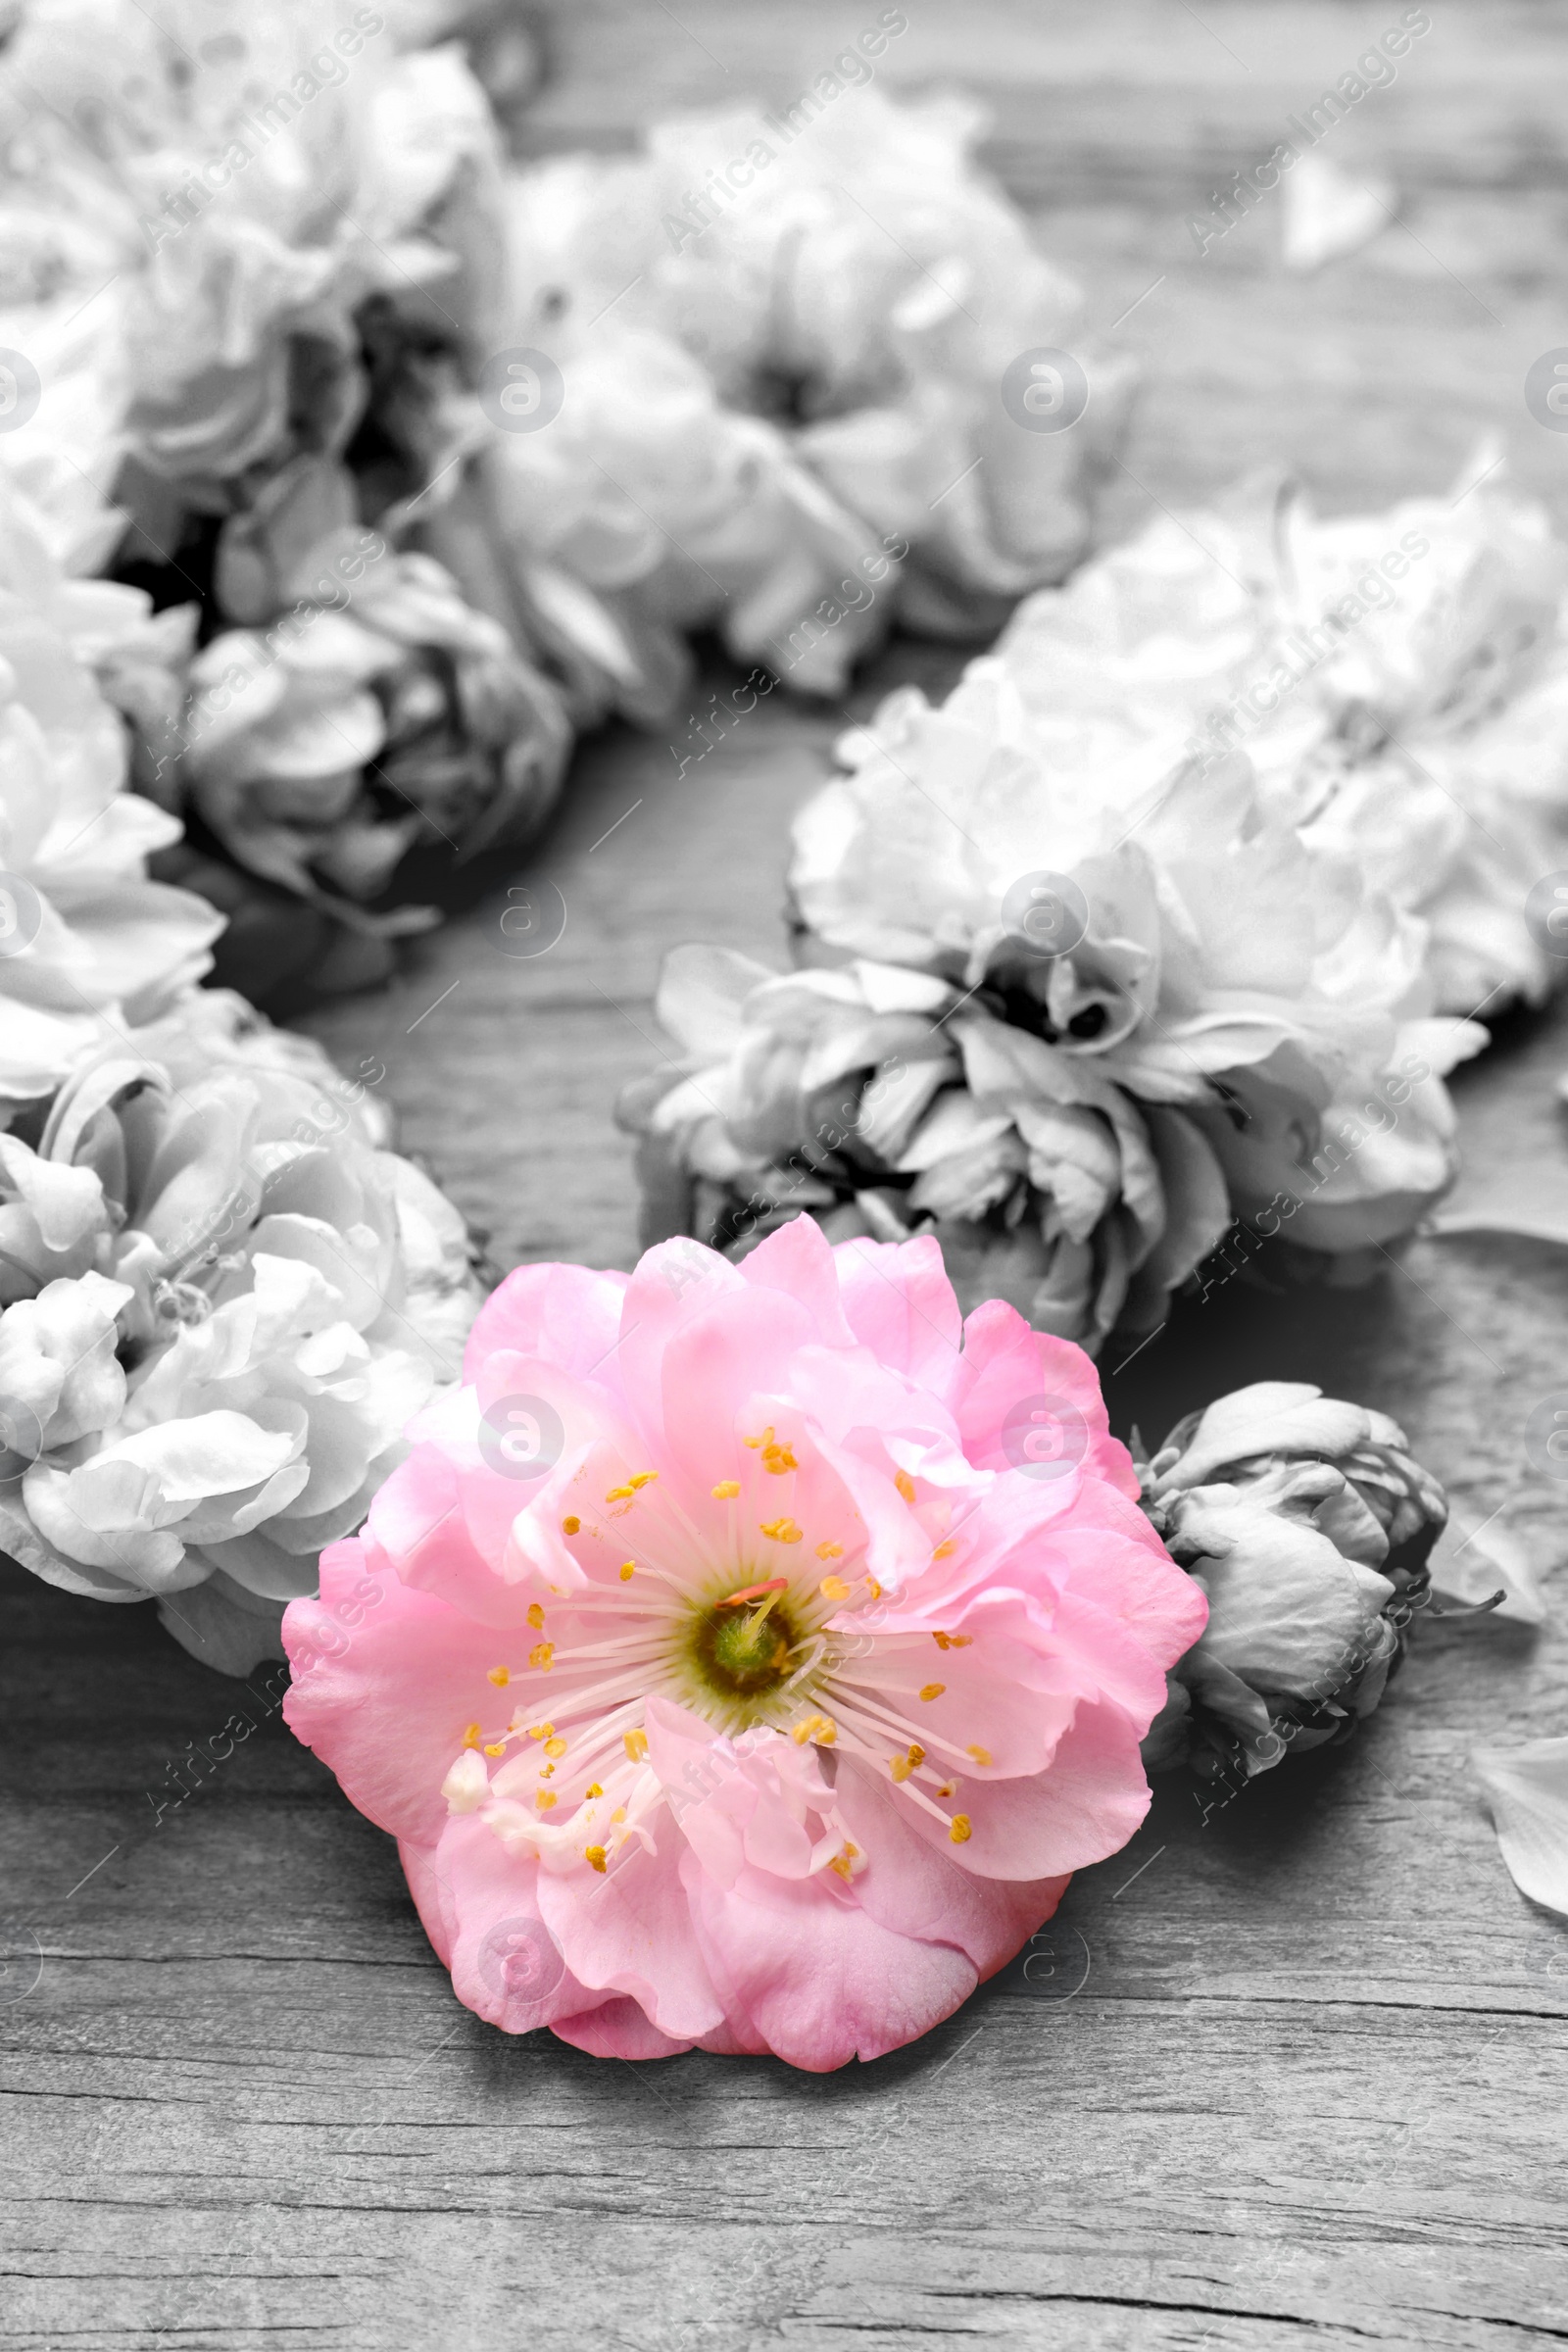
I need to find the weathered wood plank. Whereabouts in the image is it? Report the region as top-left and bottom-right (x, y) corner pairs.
(5, 1), (1568, 2345)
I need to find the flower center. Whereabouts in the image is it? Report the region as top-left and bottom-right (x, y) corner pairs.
(680, 1584), (810, 1726)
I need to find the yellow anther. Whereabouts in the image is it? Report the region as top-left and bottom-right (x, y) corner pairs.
(624, 1729), (649, 1762)
(606, 1484), (632, 1501)
(815, 1541), (843, 1560)
(966, 1744), (993, 1767)
(536, 1790), (557, 1810)
(585, 1783), (603, 1799)
(792, 1714), (836, 1747)
(562, 1515), (580, 1535)
(932, 1541), (956, 1561)
(829, 1852), (853, 1880)
(526, 1722), (554, 1741)
(462, 1721), (481, 1749)
(906, 1743), (924, 1769)
(487, 1665), (511, 1688)
(919, 1683), (945, 1702)
(539, 1764), (555, 1779)
(895, 1469), (915, 1503)
(528, 1642), (555, 1672)
(865, 1577), (882, 1600)
(760, 1517), (803, 1544)
(762, 1443), (798, 1474)
(950, 1814), (972, 1844)
(818, 1575), (851, 1602)
(585, 1845), (608, 1874)
(544, 1737), (567, 1759)
(610, 1806), (626, 1824)
(619, 1560), (635, 1581)
(932, 1631), (973, 1650)
(628, 1471), (659, 1490)
(936, 1782), (956, 1798)
(890, 1754), (913, 1783)
(711, 1481), (741, 1499)
(526, 1601), (545, 1631)
(815, 1718), (837, 1746)
(742, 1426), (774, 1450)
(483, 1742), (507, 1758)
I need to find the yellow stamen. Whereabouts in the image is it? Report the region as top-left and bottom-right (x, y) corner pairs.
(462, 1721), (481, 1749)
(966, 1744), (993, 1767)
(895, 1469), (915, 1503)
(526, 1601), (545, 1631)
(528, 1642), (555, 1672)
(936, 1781), (956, 1798)
(760, 1517), (803, 1544)
(919, 1683), (945, 1701)
(619, 1560), (635, 1581)
(562, 1515), (580, 1535)
(865, 1577), (882, 1600)
(743, 1426), (774, 1450)
(486, 1665), (510, 1688)
(624, 1729), (649, 1762)
(585, 1845), (608, 1873)
(829, 1850), (856, 1880)
(536, 1790), (557, 1810)
(792, 1713), (836, 1746)
(933, 1631), (973, 1650)
(483, 1742), (506, 1758)
(544, 1737), (567, 1759)
(610, 1807), (625, 1824)
(906, 1743), (924, 1768)
(711, 1480), (741, 1499)
(585, 1783), (603, 1799)
(950, 1814), (972, 1844)
(628, 1471), (659, 1490)
(761, 1442), (798, 1474)
(890, 1754), (913, 1783)
(606, 1484), (633, 1501)
(539, 1764), (555, 1779)
(526, 1722), (554, 1741)
(932, 1541), (956, 1560)
(815, 1540), (843, 1560)
(818, 1575), (851, 1602)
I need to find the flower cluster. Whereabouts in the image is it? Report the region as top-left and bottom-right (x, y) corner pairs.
(282, 1219), (1204, 2068)
(437, 80), (1132, 711)
(996, 464), (1568, 1016)
(1135, 1382), (1448, 1778)
(0, 986), (482, 1671)
(621, 648), (1482, 1350)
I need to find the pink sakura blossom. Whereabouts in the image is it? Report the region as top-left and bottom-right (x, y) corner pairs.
(282, 1217), (1203, 2070)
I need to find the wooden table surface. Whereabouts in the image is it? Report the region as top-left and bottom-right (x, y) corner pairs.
(6, 3), (1568, 2345)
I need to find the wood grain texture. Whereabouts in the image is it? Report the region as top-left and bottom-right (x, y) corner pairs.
(6, 2), (1568, 2345)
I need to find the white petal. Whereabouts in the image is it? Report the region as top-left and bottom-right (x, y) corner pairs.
(1473, 1738), (1568, 1916)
